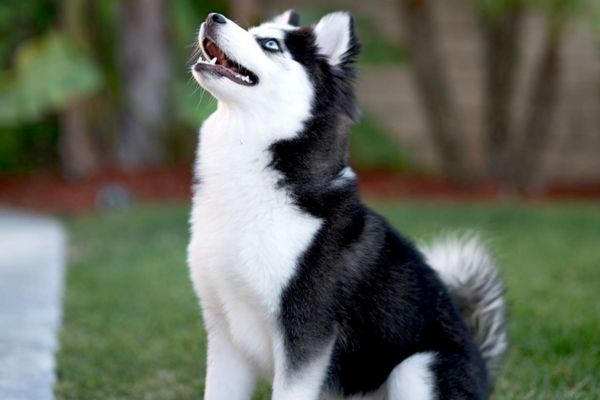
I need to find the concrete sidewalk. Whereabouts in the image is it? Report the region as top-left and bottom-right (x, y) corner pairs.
(0, 209), (67, 400)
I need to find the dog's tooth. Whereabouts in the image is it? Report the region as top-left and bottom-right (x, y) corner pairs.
(210, 57), (217, 65)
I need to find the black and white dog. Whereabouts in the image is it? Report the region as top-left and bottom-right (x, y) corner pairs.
(188, 10), (507, 400)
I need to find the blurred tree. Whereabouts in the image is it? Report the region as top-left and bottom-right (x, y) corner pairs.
(117, 0), (173, 170)
(477, 0), (525, 178)
(399, 0), (587, 190)
(59, 0), (101, 179)
(0, 1), (55, 69)
(398, 0), (471, 184)
(0, 33), (101, 125)
(511, 0), (585, 190)
(0, 1), (103, 176)
(0, 0), (230, 174)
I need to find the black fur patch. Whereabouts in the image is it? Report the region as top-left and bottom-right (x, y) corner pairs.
(287, 10), (300, 27)
(271, 19), (490, 399)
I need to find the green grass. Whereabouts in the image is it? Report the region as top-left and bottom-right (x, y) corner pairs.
(55, 202), (600, 399)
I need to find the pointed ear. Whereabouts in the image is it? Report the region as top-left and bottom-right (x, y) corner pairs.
(269, 9), (300, 26)
(313, 12), (360, 67)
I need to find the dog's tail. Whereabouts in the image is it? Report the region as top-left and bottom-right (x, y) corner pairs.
(421, 234), (508, 381)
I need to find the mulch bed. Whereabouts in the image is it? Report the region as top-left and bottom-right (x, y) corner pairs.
(1, 167), (599, 214)
(0, 167), (193, 214)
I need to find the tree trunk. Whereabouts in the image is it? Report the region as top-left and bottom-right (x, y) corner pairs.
(511, 18), (565, 191)
(117, 0), (173, 170)
(479, 2), (524, 179)
(58, 0), (100, 179)
(398, 0), (470, 183)
(59, 102), (100, 179)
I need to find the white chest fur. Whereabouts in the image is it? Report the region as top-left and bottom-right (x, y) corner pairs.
(187, 107), (321, 374)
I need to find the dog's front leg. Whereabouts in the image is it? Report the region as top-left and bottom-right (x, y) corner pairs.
(203, 321), (256, 400)
(271, 336), (334, 400)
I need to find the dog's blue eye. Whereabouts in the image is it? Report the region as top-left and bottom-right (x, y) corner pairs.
(262, 39), (280, 52)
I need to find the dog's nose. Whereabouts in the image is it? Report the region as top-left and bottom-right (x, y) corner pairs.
(209, 13), (226, 24)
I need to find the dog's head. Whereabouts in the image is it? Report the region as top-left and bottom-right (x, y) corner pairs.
(192, 10), (360, 120)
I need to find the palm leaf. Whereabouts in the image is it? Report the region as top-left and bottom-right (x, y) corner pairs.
(0, 31), (102, 125)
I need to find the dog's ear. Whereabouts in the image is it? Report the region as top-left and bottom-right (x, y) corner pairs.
(313, 12), (360, 67)
(270, 9), (300, 26)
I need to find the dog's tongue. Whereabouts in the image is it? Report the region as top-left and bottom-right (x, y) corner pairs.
(206, 41), (228, 67)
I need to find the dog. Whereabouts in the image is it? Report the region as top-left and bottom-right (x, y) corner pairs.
(188, 10), (507, 400)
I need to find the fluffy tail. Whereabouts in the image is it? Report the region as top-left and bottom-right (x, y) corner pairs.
(421, 234), (508, 381)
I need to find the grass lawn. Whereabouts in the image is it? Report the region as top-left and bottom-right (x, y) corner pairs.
(54, 201), (600, 399)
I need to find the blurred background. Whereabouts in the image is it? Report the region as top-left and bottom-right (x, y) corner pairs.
(1, 1), (600, 400)
(1, 0), (599, 211)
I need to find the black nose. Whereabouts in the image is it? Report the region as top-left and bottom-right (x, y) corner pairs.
(209, 13), (226, 24)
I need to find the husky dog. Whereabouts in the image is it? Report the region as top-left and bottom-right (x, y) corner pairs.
(188, 10), (507, 400)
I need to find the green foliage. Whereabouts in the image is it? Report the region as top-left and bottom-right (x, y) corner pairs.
(0, 0), (61, 172)
(170, 0), (227, 133)
(56, 202), (600, 399)
(291, 8), (405, 66)
(347, 15), (405, 66)
(0, 121), (59, 173)
(357, 20), (406, 67)
(591, 0), (600, 33)
(175, 82), (217, 128)
(350, 116), (414, 171)
(0, 32), (102, 125)
(579, 0), (600, 27)
(530, 0), (586, 12)
(530, 0), (587, 32)
(476, 0), (524, 18)
(475, 0), (587, 22)
(0, 0), (56, 68)
(171, 0), (228, 57)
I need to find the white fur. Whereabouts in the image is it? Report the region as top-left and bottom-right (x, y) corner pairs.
(188, 102), (321, 376)
(330, 166), (356, 189)
(189, 16), (324, 400)
(421, 234), (491, 289)
(249, 25), (287, 39)
(314, 12), (353, 66)
(421, 234), (508, 378)
(387, 352), (436, 400)
(272, 336), (335, 400)
(202, 315), (257, 400)
(194, 15), (309, 106)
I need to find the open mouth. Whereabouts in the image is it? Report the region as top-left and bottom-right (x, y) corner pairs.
(195, 37), (258, 86)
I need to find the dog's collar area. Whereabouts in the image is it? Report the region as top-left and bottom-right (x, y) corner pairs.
(196, 37), (259, 86)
